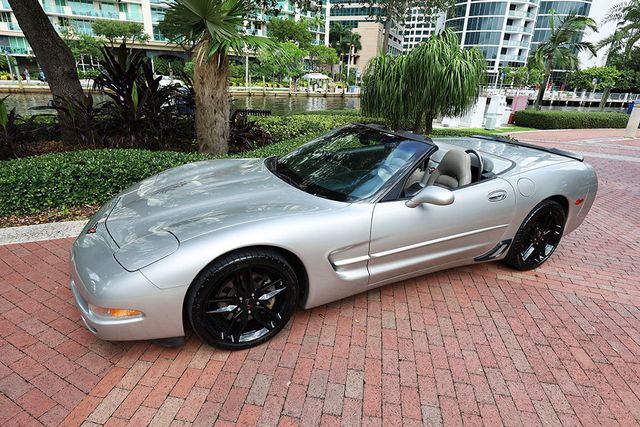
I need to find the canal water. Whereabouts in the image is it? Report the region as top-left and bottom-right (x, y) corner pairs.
(4, 93), (361, 116)
(3, 92), (626, 116)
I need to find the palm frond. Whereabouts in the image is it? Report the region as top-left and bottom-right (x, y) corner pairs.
(159, 0), (274, 62)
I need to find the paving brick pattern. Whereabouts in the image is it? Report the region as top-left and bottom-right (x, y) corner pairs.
(1, 129), (639, 426)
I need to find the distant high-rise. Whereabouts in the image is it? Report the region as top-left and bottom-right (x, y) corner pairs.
(532, 0), (592, 52)
(445, 0), (539, 82)
(441, 0), (591, 82)
(401, 7), (441, 53)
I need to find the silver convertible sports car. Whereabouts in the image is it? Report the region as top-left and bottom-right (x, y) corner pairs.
(70, 124), (597, 349)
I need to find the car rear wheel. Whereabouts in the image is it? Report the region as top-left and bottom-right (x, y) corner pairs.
(504, 199), (566, 271)
(187, 249), (298, 349)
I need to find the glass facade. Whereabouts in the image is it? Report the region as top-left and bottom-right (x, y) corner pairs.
(445, 0), (591, 78)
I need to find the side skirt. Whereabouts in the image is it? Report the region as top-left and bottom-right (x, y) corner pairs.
(474, 240), (512, 262)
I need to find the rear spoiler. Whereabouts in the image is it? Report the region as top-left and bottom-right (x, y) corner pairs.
(472, 135), (584, 162)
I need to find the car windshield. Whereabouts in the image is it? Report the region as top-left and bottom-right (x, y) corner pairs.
(269, 125), (431, 202)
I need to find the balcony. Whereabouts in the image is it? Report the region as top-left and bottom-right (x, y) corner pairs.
(127, 13), (144, 21)
(500, 53), (527, 62)
(70, 8), (121, 19)
(502, 39), (528, 47)
(0, 45), (31, 55)
(508, 10), (527, 18)
(0, 22), (20, 31)
(504, 25), (525, 33)
(0, 0), (9, 10)
(43, 4), (67, 14)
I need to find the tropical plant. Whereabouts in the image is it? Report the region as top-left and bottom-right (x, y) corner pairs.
(501, 64), (544, 87)
(92, 43), (180, 149)
(0, 98), (20, 159)
(529, 12), (598, 110)
(8, 0), (89, 145)
(307, 45), (338, 73)
(258, 41), (307, 87)
(362, 29), (486, 134)
(329, 24), (362, 82)
(60, 28), (103, 69)
(569, 66), (621, 91)
(159, 0), (273, 155)
(229, 114), (273, 153)
(307, 15), (324, 34)
(267, 17), (313, 47)
(598, 0), (640, 59)
(92, 20), (150, 47)
(154, 56), (187, 76)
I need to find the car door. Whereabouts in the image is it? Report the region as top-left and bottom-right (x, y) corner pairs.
(367, 178), (516, 285)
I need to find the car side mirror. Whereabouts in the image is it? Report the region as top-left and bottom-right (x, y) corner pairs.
(405, 186), (455, 208)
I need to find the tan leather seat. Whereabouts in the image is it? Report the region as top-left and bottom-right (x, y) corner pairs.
(425, 149), (471, 190)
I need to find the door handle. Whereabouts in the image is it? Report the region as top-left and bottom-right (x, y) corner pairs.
(488, 190), (507, 202)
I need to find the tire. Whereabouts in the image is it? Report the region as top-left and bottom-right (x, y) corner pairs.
(187, 249), (299, 350)
(503, 199), (566, 271)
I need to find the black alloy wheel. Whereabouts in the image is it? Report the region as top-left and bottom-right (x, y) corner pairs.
(504, 199), (566, 271)
(187, 249), (298, 349)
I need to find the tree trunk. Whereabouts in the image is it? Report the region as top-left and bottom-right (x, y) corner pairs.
(382, 15), (392, 54)
(412, 111), (424, 134)
(534, 60), (553, 111)
(193, 43), (230, 155)
(9, 0), (88, 145)
(424, 113), (435, 135)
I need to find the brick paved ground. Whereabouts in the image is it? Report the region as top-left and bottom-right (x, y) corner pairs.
(1, 128), (639, 426)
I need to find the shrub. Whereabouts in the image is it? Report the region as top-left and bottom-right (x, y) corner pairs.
(77, 69), (101, 80)
(514, 110), (629, 129)
(0, 149), (210, 215)
(252, 114), (387, 142)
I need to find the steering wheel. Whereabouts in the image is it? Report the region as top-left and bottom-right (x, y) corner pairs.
(465, 149), (484, 182)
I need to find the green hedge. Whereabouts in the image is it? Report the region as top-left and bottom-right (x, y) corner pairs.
(513, 110), (629, 129)
(0, 150), (210, 215)
(252, 114), (387, 142)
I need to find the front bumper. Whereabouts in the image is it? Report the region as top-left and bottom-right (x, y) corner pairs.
(70, 222), (186, 342)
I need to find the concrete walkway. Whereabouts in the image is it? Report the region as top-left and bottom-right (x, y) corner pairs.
(0, 221), (87, 246)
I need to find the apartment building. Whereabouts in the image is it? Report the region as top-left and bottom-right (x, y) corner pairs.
(0, 0), (326, 68)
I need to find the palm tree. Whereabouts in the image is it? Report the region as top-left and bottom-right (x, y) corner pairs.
(598, 0), (640, 60)
(329, 24), (362, 83)
(530, 12), (597, 110)
(362, 29), (486, 134)
(159, 0), (272, 154)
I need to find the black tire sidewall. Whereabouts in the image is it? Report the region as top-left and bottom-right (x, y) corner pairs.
(504, 200), (566, 271)
(187, 249), (299, 350)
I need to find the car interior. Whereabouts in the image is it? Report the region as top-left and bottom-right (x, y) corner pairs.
(403, 148), (496, 197)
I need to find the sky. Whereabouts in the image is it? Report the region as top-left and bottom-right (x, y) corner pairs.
(579, 0), (625, 67)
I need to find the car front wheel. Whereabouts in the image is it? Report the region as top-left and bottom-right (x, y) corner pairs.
(504, 199), (566, 271)
(187, 249), (299, 349)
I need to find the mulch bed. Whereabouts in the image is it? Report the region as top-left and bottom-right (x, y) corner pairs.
(0, 205), (98, 228)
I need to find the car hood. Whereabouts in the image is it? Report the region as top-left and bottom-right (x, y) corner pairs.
(105, 158), (343, 246)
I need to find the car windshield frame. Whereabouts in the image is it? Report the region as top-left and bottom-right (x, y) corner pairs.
(267, 124), (437, 203)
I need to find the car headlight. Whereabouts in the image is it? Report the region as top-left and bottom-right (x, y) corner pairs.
(113, 231), (179, 271)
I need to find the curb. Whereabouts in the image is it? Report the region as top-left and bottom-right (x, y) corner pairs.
(0, 220), (88, 245)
